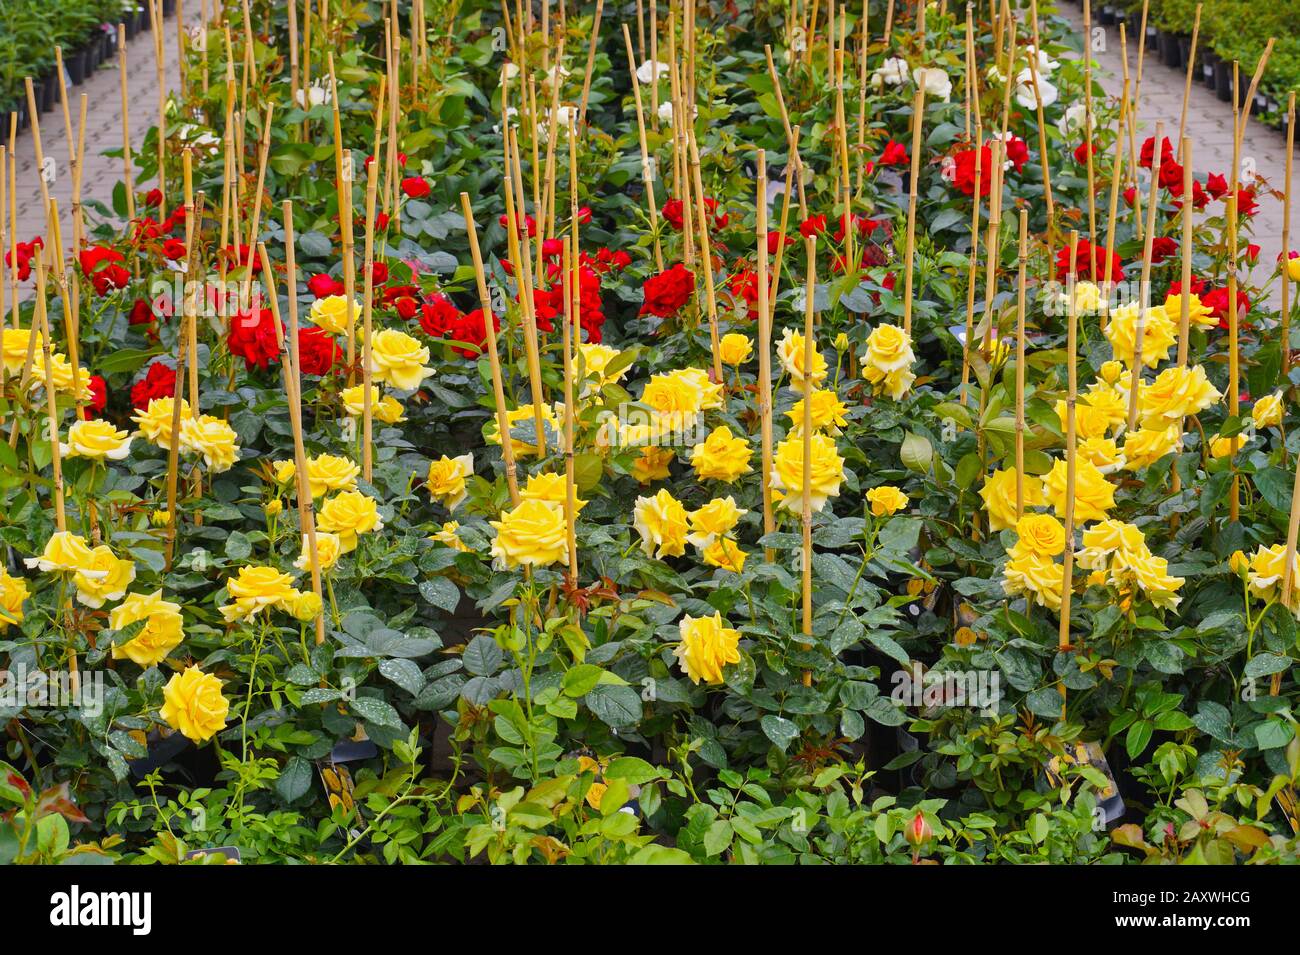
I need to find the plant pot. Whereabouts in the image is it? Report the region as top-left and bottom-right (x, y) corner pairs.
(1099, 5), (1116, 26)
(1214, 60), (1233, 102)
(124, 15), (137, 40)
(162, 0), (176, 16)
(135, 6), (147, 33)
(42, 72), (57, 112)
(1202, 49), (1218, 86)
(1159, 32), (1182, 69)
(66, 48), (87, 86)
(1178, 36), (1194, 69)
(1146, 25), (1158, 47)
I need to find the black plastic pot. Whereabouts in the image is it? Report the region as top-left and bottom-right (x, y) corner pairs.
(66, 48), (87, 85)
(1214, 59), (1233, 102)
(1178, 36), (1194, 69)
(162, 0), (176, 15)
(136, 6), (148, 32)
(1159, 32), (1182, 69)
(41, 72), (57, 112)
(1099, 5), (1116, 26)
(1202, 49), (1218, 86)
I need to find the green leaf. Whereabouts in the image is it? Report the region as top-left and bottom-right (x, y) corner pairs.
(274, 756), (313, 803)
(463, 634), (503, 676)
(562, 664), (605, 697)
(350, 697), (402, 729)
(1126, 719), (1154, 760)
(760, 714), (800, 752)
(585, 684), (642, 727)
(604, 756), (662, 785)
(419, 576), (460, 613)
(900, 432), (933, 473)
(379, 658), (426, 695)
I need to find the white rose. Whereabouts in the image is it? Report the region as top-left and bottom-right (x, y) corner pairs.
(636, 60), (670, 85)
(912, 66), (952, 102)
(871, 56), (910, 88)
(1057, 102), (1087, 137)
(1015, 69), (1057, 109)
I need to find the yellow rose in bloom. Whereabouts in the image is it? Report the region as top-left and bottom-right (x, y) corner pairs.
(1163, 291), (1216, 331)
(1110, 548), (1185, 610)
(159, 666), (230, 742)
(294, 532), (343, 573)
(1252, 391), (1284, 429)
(489, 498), (568, 568)
(317, 491), (384, 552)
(1246, 544), (1299, 600)
(432, 521), (472, 552)
(272, 459), (297, 484)
(1076, 519), (1147, 569)
(1104, 302), (1178, 368)
(180, 415), (241, 472)
(522, 471), (587, 516)
(634, 488), (689, 558)
(1044, 458), (1116, 522)
(425, 453), (474, 511)
(0, 571), (30, 630)
(1098, 360), (1125, 386)
(770, 433), (846, 513)
(690, 425), (753, 483)
(1208, 435), (1237, 458)
(1010, 514), (1066, 559)
(1080, 436), (1124, 473)
(777, 327), (829, 394)
(369, 328), (433, 390)
(687, 496), (746, 550)
(866, 485), (909, 517)
(1, 327), (42, 376)
(73, 546), (136, 609)
(1122, 426), (1182, 471)
(109, 590), (184, 666)
(1288, 254), (1300, 283)
(787, 388), (849, 435)
(309, 294), (359, 335)
(674, 612), (741, 685)
(31, 353), (94, 401)
(1082, 384), (1130, 432)
(486, 403), (559, 459)
(60, 418), (133, 461)
(632, 446), (674, 483)
(978, 469), (1044, 532)
(288, 590), (324, 622)
(219, 565), (299, 622)
(671, 369), (723, 411)
(1054, 398), (1111, 440)
(304, 453), (361, 498)
(24, 531), (99, 574)
(719, 333), (753, 366)
(1137, 364), (1221, 430)
(340, 385), (405, 424)
(702, 537), (748, 573)
(1069, 280), (1105, 315)
(861, 323), (917, 400)
(1002, 552), (1065, 611)
(131, 396), (191, 447)
(577, 342), (627, 389)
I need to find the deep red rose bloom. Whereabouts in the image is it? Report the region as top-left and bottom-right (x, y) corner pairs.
(133, 217), (162, 242)
(84, 375), (107, 417)
(1055, 239), (1124, 283)
(143, 188), (162, 208)
(766, 231), (794, 254)
(419, 294), (461, 338)
(383, 285), (420, 307)
(376, 212), (391, 231)
(81, 247), (130, 297)
(1073, 141), (1097, 164)
(728, 268), (759, 320)
(80, 245), (125, 277)
(498, 213), (537, 237)
(447, 308), (501, 358)
(1002, 134), (1029, 172)
(640, 263), (695, 317)
(1123, 186), (1136, 207)
(401, 176), (431, 199)
(162, 238), (186, 260)
(1167, 276), (1206, 298)
(576, 206), (592, 224)
(129, 298), (156, 327)
(225, 244), (261, 273)
(878, 139), (908, 167)
(368, 262), (389, 285)
(542, 238), (564, 259)
(394, 296), (420, 321)
(661, 198), (685, 231)
(1139, 135), (1173, 169)
(1158, 159), (1184, 192)
(530, 287), (560, 333)
(5, 238), (41, 281)
(1246, 243), (1260, 264)
(130, 361), (176, 410)
(1233, 187), (1258, 218)
(297, 326), (343, 375)
(951, 145), (993, 197)
(1205, 172), (1228, 198)
(833, 213), (876, 243)
(228, 307), (281, 371)
(1202, 286), (1250, 323)
(799, 214), (828, 238)
(1147, 237), (1177, 264)
(308, 274), (346, 299)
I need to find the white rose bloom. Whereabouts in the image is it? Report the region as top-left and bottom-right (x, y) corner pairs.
(503, 62), (521, 80)
(295, 80), (331, 108)
(871, 56), (910, 88)
(1024, 44), (1059, 76)
(636, 60), (670, 85)
(1014, 69), (1057, 109)
(543, 63), (570, 88)
(912, 66), (952, 102)
(1057, 102), (1087, 137)
(657, 100), (674, 123)
(985, 64), (1004, 84)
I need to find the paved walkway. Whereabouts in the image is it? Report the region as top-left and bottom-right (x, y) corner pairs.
(1059, 3), (1297, 289)
(8, 9), (191, 281)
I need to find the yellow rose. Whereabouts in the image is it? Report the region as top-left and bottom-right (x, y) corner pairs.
(1002, 552), (1065, 611)
(833, 332), (850, 352)
(1137, 364), (1221, 429)
(668, 368), (724, 410)
(316, 491), (384, 552)
(369, 328), (433, 391)
(701, 537), (748, 573)
(31, 353), (94, 401)
(1056, 393), (1123, 440)
(1070, 281), (1105, 315)
(486, 403), (559, 459)
(1080, 436), (1124, 473)
(266, 499), (283, 517)
(634, 488), (689, 558)
(861, 323), (917, 400)
(1252, 391), (1284, 429)
(639, 373), (705, 432)
(132, 396), (192, 447)
(61, 419), (133, 461)
(1081, 384), (1129, 433)
(489, 498), (568, 568)
(687, 496), (746, 550)
(1162, 291), (1216, 331)
(777, 327), (828, 394)
(432, 521), (472, 552)
(305, 453), (361, 498)
(674, 612), (741, 684)
(1209, 435), (1236, 459)
(631, 446), (674, 483)
(24, 531), (98, 574)
(1009, 513), (1066, 559)
(1097, 360), (1125, 386)
(294, 532), (343, 573)
(110, 590), (184, 666)
(1076, 519), (1147, 571)
(341, 385), (406, 424)
(2, 327), (41, 376)
(1288, 254), (1300, 283)
(1247, 544), (1298, 600)
(719, 333), (753, 366)
(426, 453), (474, 511)
(309, 295), (359, 335)
(73, 546), (136, 609)
(159, 666), (230, 742)
(690, 425), (753, 483)
(770, 433), (845, 513)
(219, 565), (300, 622)
(180, 415), (241, 472)
(288, 590), (324, 621)
(1123, 426), (1182, 471)
(787, 388), (849, 435)
(0, 571), (30, 631)
(978, 469), (1045, 532)
(577, 343), (627, 388)
(272, 460), (297, 484)
(866, 485), (909, 517)
(1228, 549), (1248, 576)
(522, 471), (587, 516)
(1103, 302), (1177, 368)
(1111, 548), (1184, 610)
(1044, 459), (1116, 522)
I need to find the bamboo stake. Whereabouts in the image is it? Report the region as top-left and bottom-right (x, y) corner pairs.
(901, 87), (925, 336)
(1235, 40), (1276, 150)
(1125, 122), (1164, 434)
(687, 125), (725, 383)
(33, 255), (65, 531)
(561, 236), (579, 585)
(505, 135), (549, 457)
(764, 44), (808, 218)
(1284, 94), (1296, 378)
(577, 0), (605, 127)
(1101, 85), (1129, 325)
(623, 24), (665, 271)
(360, 115), (381, 483)
(1015, 209), (1027, 517)
(1028, 0), (1055, 255)
(1082, 1), (1099, 278)
(1227, 193), (1241, 523)
(800, 235), (816, 689)
(117, 24), (136, 223)
(288, 0), (300, 106)
(1133, 0), (1149, 109)
(23, 79), (52, 233)
(959, 121), (983, 406)
(150, 0), (167, 217)
(1176, 4), (1202, 161)
(756, 151), (775, 561)
(1059, 231), (1080, 670)
(1176, 139), (1194, 366)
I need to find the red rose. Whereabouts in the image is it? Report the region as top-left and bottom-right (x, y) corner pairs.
(447, 308), (501, 358)
(1073, 141), (1097, 164)
(799, 214), (828, 238)
(728, 268), (759, 320)
(81, 247), (131, 297)
(530, 287), (560, 333)
(143, 188), (162, 208)
(1232, 187), (1258, 218)
(661, 198), (685, 231)
(297, 326), (343, 375)
(1123, 185), (1136, 207)
(1147, 237), (1177, 264)
(1002, 134), (1029, 172)
(162, 238), (186, 260)
(225, 244), (262, 273)
(228, 307), (281, 371)
(1055, 239), (1124, 283)
(576, 206), (592, 224)
(419, 295), (460, 338)
(498, 213), (537, 237)
(129, 298), (156, 327)
(1205, 172), (1228, 198)
(640, 263), (695, 317)
(376, 212), (390, 231)
(878, 140), (908, 167)
(130, 361), (176, 410)
(833, 213), (874, 243)
(85, 375), (107, 417)
(5, 238), (42, 281)
(766, 231), (794, 255)
(1139, 135), (1173, 169)
(308, 274), (346, 299)
(394, 296), (420, 321)
(1246, 244), (1260, 264)
(951, 145), (993, 197)
(1167, 276), (1206, 298)
(369, 262), (389, 285)
(542, 238), (564, 259)
(401, 176), (431, 199)
(1158, 159), (1184, 192)
(80, 245), (125, 277)
(133, 217), (162, 242)
(1202, 286), (1250, 323)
